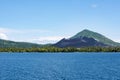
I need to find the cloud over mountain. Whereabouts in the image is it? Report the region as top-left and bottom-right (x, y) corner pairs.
(0, 33), (8, 40)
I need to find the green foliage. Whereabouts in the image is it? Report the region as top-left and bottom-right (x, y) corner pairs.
(0, 46), (120, 52)
(78, 47), (120, 52)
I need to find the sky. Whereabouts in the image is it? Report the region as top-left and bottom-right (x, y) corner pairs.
(0, 0), (120, 44)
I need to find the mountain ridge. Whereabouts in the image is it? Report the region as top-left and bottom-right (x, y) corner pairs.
(54, 36), (107, 48)
(0, 29), (120, 48)
(54, 29), (120, 48)
(70, 29), (119, 46)
(0, 39), (42, 48)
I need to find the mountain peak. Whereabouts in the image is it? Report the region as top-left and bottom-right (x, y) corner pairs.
(81, 29), (91, 32)
(70, 29), (96, 39)
(70, 29), (118, 46)
(79, 29), (94, 35)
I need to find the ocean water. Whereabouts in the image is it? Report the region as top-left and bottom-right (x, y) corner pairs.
(0, 52), (120, 80)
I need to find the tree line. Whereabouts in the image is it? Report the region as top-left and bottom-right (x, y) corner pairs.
(0, 46), (120, 52)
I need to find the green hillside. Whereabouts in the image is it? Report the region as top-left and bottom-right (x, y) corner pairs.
(0, 39), (42, 48)
(70, 29), (120, 46)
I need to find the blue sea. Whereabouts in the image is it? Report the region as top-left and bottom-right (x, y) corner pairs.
(0, 52), (120, 80)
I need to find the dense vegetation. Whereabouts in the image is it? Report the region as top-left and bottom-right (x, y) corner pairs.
(0, 47), (120, 52)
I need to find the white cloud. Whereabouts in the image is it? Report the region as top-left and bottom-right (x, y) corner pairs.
(26, 36), (70, 44)
(113, 39), (120, 43)
(0, 33), (8, 40)
(38, 36), (64, 41)
(91, 4), (98, 8)
(0, 27), (70, 44)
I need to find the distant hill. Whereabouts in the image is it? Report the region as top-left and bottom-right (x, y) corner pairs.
(0, 29), (120, 48)
(54, 29), (120, 48)
(0, 39), (42, 48)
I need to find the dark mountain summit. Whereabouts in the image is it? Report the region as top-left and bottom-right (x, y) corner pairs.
(54, 37), (107, 48)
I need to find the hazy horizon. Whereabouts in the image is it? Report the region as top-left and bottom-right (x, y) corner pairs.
(0, 0), (120, 44)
